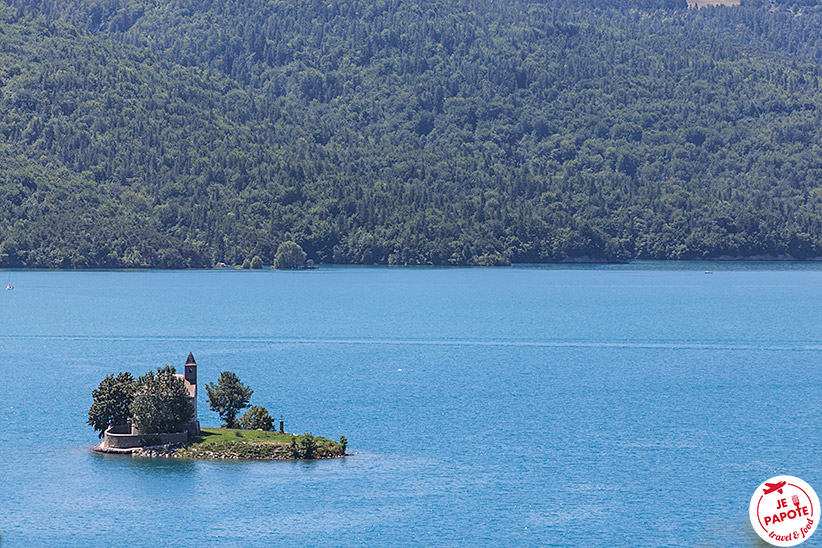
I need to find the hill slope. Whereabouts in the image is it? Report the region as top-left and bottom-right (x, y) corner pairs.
(2, 0), (822, 266)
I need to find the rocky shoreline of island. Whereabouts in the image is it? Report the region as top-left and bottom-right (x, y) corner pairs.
(94, 427), (347, 461)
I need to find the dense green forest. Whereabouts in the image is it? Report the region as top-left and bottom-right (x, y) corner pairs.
(1, 0), (822, 267)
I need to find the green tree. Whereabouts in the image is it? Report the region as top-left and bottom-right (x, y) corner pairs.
(339, 435), (348, 454)
(299, 432), (317, 459)
(250, 255), (263, 269)
(273, 241), (307, 269)
(87, 372), (137, 438)
(240, 405), (273, 430)
(205, 371), (253, 428)
(129, 366), (194, 434)
(6, 0), (822, 267)
(241, 258), (252, 269)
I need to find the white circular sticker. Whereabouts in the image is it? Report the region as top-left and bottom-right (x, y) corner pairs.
(750, 475), (819, 546)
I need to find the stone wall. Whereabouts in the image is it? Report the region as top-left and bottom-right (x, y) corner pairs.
(102, 428), (189, 449)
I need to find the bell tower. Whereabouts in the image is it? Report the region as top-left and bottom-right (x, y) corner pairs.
(185, 352), (197, 423)
(184, 352), (197, 386)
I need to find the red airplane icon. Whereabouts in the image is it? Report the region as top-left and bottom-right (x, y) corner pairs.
(763, 481), (787, 495)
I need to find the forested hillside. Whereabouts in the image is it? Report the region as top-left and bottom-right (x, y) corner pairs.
(2, 0), (822, 267)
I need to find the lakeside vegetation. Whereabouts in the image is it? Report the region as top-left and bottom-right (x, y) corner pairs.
(3, 0), (822, 266)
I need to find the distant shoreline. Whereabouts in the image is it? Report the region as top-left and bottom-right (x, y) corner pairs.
(4, 256), (822, 271)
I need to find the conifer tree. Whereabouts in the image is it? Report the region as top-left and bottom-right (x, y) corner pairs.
(206, 371), (253, 428)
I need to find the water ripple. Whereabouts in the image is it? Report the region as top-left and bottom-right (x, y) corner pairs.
(0, 333), (819, 352)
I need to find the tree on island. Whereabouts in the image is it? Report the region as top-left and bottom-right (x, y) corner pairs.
(130, 366), (194, 434)
(88, 372), (138, 438)
(288, 433), (319, 459)
(206, 371), (253, 428)
(300, 433), (317, 459)
(240, 405), (274, 431)
(273, 241), (307, 269)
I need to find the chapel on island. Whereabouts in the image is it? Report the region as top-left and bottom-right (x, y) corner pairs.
(94, 353), (200, 454)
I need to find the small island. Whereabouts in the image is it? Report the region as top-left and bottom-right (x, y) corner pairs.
(90, 353), (347, 460)
(136, 428), (345, 460)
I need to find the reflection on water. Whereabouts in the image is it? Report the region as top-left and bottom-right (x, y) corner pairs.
(91, 451), (199, 477)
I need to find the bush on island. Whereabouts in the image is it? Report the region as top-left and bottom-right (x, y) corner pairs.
(240, 405), (274, 431)
(287, 433), (318, 459)
(299, 432), (317, 459)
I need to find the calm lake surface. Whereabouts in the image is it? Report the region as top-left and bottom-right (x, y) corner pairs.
(0, 263), (820, 547)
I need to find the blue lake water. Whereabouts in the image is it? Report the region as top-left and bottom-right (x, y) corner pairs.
(0, 263), (820, 547)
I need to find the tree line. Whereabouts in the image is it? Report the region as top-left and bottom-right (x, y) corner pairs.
(2, 0), (822, 266)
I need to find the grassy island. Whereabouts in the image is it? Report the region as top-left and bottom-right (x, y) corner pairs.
(90, 360), (347, 460)
(134, 428), (346, 460)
